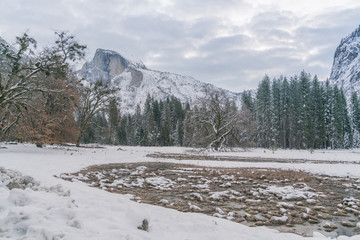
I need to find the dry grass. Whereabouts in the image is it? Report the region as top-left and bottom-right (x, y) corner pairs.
(60, 162), (360, 238)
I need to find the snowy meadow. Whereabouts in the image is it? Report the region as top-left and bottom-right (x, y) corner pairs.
(1, 143), (360, 239)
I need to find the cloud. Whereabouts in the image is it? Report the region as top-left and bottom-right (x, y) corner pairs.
(0, 0), (360, 92)
(200, 35), (251, 53)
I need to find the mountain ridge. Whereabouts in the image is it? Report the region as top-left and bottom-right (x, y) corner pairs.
(78, 48), (241, 114)
(329, 25), (360, 96)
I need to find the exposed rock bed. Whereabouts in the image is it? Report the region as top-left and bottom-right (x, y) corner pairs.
(60, 162), (360, 238)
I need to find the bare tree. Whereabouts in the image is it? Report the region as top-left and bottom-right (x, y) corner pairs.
(0, 31), (86, 139)
(75, 81), (118, 147)
(9, 72), (80, 144)
(184, 92), (256, 151)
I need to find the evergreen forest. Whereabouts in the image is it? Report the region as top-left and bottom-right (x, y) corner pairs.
(81, 72), (360, 150)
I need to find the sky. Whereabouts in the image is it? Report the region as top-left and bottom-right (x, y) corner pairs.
(1, 0), (360, 93)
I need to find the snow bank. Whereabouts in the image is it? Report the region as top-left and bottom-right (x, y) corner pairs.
(209, 148), (360, 163)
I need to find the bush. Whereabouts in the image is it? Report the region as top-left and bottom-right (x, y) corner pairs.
(36, 143), (43, 148)
(137, 219), (149, 231)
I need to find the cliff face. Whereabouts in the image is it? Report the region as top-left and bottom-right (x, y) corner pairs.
(78, 49), (147, 85)
(79, 49), (241, 114)
(330, 25), (360, 95)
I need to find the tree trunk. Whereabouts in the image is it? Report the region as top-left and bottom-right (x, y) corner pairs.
(76, 130), (83, 147)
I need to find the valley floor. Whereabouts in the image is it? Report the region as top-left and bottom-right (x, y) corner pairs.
(1, 143), (360, 239)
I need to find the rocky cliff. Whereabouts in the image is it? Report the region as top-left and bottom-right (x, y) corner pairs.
(330, 25), (360, 96)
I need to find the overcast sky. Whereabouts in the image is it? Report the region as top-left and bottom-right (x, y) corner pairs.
(1, 0), (360, 92)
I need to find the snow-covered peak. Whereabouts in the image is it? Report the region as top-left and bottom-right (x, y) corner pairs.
(339, 25), (360, 46)
(330, 25), (360, 96)
(78, 48), (241, 114)
(94, 48), (147, 70)
(78, 48), (147, 85)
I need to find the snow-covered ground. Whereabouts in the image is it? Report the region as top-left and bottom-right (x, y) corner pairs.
(1, 143), (360, 240)
(209, 148), (360, 162)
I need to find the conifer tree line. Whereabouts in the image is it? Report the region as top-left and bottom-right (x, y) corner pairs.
(252, 71), (360, 149)
(81, 95), (187, 146)
(81, 92), (255, 149)
(81, 71), (360, 150)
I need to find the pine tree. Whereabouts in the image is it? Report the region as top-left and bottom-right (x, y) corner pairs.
(270, 78), (281, 147)
(117, 117), (128, 145)
(299, 71), (312, 149)
(256, 75), (272, 148)
(169, 97), (185, 145)
(312, 76), (326, 148)
(125, 115), (134, 145)
(159, 100), (171, 146)
(133, 104), (144, 145)
(351, 92), (360, 148)
(145, 106), (157, 145)
(108, 98), (120, 144)
(351, 92), (360, 133)
(241, 90), (255, 112)
(152, 99), (161, 128)
(280, 77), (290, 148)
(352, 92), (360, 148)
(288, 76), (300, 149)
(340, 90), (352, 148)
(323, 80), (333, 149)
(332, 86), (345, 148)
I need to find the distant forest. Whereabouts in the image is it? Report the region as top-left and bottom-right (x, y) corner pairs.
(251, 72), (360, 150)
(1, 32), (360, 150)
(81, 72), (360, 150)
